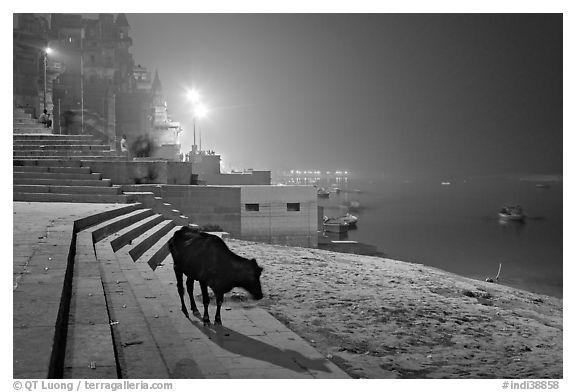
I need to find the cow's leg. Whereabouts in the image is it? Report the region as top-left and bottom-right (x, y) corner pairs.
(174, 267), (189, 318)
(200, 281), (211, 325)
(186, 277), (201, 318)
(214, 292), (224, 326)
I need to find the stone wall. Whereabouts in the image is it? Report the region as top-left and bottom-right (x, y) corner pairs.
(204, 171), (271, 185)
(83, 160), (194, 185)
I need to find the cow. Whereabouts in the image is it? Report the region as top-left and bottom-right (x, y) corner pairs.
(168, 226), (264, 326)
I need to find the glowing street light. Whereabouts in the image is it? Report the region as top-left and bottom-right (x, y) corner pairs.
(187, 89), (201, 104)
(194, 103), (208, 119)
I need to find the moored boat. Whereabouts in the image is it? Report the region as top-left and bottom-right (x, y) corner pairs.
(324, 213), (358, 227)
(323, 221), (349, 233)
(499, 205), (525, 221)
(317, 187), (330, 198)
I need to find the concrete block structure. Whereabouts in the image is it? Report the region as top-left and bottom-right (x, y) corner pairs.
(240, 186), (318, 247)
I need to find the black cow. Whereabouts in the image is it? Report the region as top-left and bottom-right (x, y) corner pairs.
(168, 226), (263, 326)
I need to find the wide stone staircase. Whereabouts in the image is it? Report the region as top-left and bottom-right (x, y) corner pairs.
(13, 107), (48, 134)
(14, 203), (346, 379)
(13, 133), (134, 203)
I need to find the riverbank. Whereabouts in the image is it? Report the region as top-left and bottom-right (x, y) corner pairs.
(227, 240), (563, 379)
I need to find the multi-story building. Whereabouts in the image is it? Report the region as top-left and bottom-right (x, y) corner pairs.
(13, 14), (62, 117)
(13, 13), (181, 158)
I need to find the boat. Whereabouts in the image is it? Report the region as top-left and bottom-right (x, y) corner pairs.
(323, 213), (358, 227)
(323, 221), (349, 233)
(498, 205), (525, 221)
(317, 188), (330, 198)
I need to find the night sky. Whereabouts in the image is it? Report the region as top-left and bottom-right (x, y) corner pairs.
(124, 13), (562, 177)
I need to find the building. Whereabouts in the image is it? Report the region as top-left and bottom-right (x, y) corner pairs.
(13, 14), (62, 117)
(13, 13), (181, 158)
(240, 185), (318, 247)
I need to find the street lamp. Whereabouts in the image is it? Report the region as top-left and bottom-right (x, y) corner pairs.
(194, 103), (209, 152)
(43, 47), (53, 111)
(186, 89), (209, 153)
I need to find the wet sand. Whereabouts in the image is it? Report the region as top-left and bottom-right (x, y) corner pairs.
(227, 240), (562, 379)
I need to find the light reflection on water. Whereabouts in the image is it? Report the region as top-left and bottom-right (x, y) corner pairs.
(317, 175), (563, 298)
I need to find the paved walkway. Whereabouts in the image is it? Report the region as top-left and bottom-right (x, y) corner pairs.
(13, 202), (349, 379)
(13, 202), (129, 378)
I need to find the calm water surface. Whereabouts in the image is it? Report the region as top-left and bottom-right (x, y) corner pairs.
(319, 175), (563, 298)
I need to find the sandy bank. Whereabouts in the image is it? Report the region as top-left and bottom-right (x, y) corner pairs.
(227, 239), (562, 379)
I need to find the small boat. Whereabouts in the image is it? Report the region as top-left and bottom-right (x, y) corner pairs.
(535, 183), (551, 189)
(499, 205), (525, 221)
(317, 188), (330, 198)
(323, 221), (349, 233)
(324, 213), (358, 227)
(441, 181), (451, 186)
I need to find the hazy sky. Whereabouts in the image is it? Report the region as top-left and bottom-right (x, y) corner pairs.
(125, 13), (562, 176)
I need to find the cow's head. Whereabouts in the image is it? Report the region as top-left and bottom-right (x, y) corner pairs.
(244, 258), (264, 300)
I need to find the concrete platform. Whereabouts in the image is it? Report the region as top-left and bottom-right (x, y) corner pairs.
(13, 202), (131, 378)
(12, 202), (349, 379)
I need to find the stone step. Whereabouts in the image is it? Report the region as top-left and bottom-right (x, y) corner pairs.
(14, 150), (117, 157)
(13, 128), (52, 135)
(13, 134), (98, 141)
(13, 185), (121, 195)
(90, 242), (174, 378)
(13, 122), (47, 128)
(14, 159), (83, 167)
(13, 192), (135, 204)
(99, 241), (205, 378)
(14, 139), (101, 146)
(136, 226), (181, 271)
(14, 145), (110, 151)
(13, 109), (32, 119)
(88, 209), (155, 243)
(12, 151), (126, 161)
(63, 231), (117, 378)
(13, 178), (112, 187)
(13, 171), (103, 180)
(109, 214), (166, 252)
(73, 204), (143, 232)
(13, 117), (38, 124)
(127, 220), (176, 262)
(13, 166), (92, 174)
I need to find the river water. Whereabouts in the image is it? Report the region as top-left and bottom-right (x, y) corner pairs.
(318, 174), (563, 298)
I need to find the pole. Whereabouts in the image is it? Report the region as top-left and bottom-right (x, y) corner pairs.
(199, 123), (202, 153)
(43, 51), (47, 111)
(80, 48), (84, 134)
(58, 99), (61, 134)
(193, 116), (196, 152)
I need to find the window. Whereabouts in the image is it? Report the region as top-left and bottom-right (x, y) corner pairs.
(245, 203), (259, 212)
(287, 203), (300, 212)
